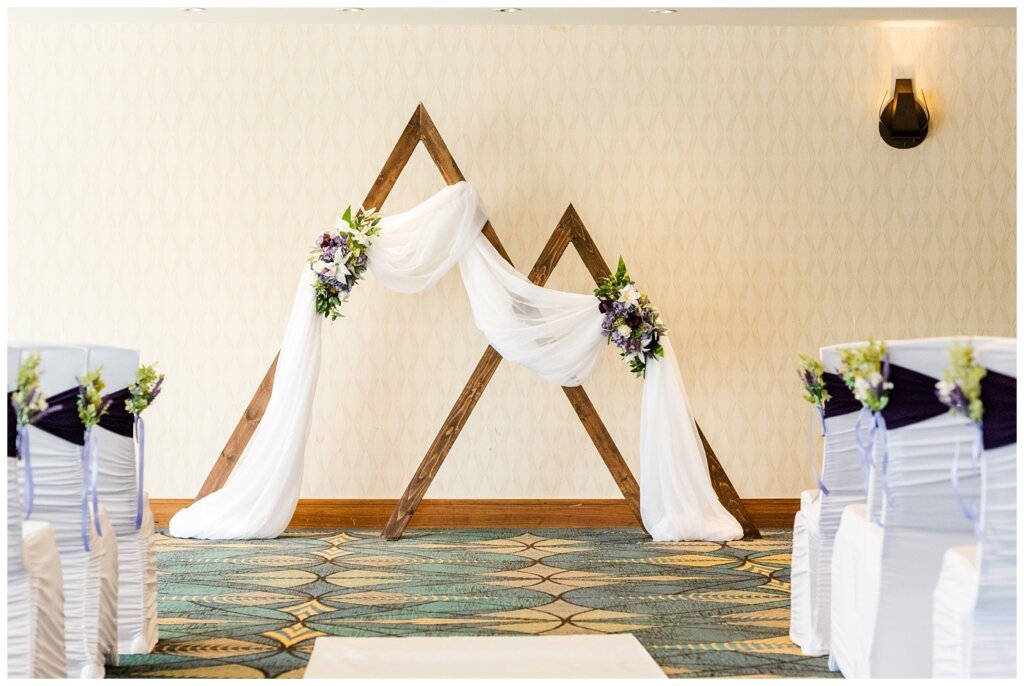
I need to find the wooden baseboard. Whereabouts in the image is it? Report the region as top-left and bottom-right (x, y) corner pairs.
(151, 497), (798, 530)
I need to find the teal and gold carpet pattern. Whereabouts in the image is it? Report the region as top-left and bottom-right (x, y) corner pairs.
(108, 528), (835, 678)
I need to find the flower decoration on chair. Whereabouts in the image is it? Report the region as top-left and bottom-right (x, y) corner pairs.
(594, 257), (667, 378)
(838, 338), (893, 519)
(309, 206), (382, 320)
(798, 354), (832, 410)
(77, 367), (112, 550)
(838, 338), (893, 413)
(10, 353), (61, 517)
(126, 364), (164, 530)
(935, 342), (986, 423)
(798, 354), (832, 495)
(935, 341), (986, 537)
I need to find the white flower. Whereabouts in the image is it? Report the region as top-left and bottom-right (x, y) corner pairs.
(618, 283), (641, 306)
(330, 258), (351, 280)
(617, 324), (632, 338)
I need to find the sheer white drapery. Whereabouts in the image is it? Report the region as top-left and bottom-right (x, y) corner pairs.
(169, 182), (741, 542)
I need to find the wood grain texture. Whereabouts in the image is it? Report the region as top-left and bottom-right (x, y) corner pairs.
(196, 354), (278, 499)
(698, 423), (760, 538)
(152, 498), (798, 529)
(381, 345), (506, 539)
(196, 105), (425, 500)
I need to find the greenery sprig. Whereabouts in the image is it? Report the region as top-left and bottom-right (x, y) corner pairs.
(125, 364), (165, 415)
(936, 342), (986, 423)
(77, 368), (111, 429)
(798, 354), (831, 409)
(838, 338), (893, 414)
(11, 353), (51, 427)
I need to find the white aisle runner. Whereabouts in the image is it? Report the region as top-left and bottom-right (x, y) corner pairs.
(303, 634), (666, 679)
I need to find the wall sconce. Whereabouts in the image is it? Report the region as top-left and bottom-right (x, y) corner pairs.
(879, 78), (930, 149)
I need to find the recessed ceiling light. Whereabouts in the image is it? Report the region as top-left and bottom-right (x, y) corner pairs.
(496, 8), (522, 13)
(337, 7), (364, 11)
(182, 7), (206, 11)
(648, 8), (677, 14)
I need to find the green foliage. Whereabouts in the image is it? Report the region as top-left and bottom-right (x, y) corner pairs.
(594, 256), (631, 301)
(838, 338), (892, 413)
(797, 353), (831, 408)
(937, 342), (986, 423)
(126, 363), (164, 415)
(11, 352), (49, 427)
(77, 367), (110, 429)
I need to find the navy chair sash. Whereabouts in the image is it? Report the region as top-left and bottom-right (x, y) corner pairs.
(98, 388), (135, 439)
(822, 372), (861, 418)
(818, 364), (1016, 449)
(980, 369), (1016, 450)
(32, 387), (87, 446)
(881, 364), (948, 430)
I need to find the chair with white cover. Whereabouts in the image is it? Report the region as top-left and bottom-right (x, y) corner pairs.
(789, 344), (865, 656)
(829, 336), (996, 678)
(19, 343), (119, 678)
(932, 338), (1016, 677)
(7, 345), (67, 678)
(88, 345), (158, 654)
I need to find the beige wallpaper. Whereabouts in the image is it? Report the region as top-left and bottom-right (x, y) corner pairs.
(8, 21), (1015, 501)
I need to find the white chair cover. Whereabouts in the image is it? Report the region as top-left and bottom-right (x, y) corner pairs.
(829, 337), (1004, 678)
(7, 346), (32, 678)
(932, 339), (1016, 678)
(7, 346), (67, 678)
(22, 520), (68, 678)
(88, 345), (158, 654)
(789, 344), (866, 656)
(17, 344), (119, 678)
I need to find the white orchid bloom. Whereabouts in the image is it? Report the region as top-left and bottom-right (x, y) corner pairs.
(618, 283), (641, 306)
(617, 324), (632, 338)
(331, 258), (352, 280)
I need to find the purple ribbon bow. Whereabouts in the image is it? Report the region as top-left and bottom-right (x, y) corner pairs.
(17, 425), (33, 518)
(81, 428), (93, 552)
(805, 406), (830, 495)
(135, 415), (145, 529)
(950, 422), (985, 542)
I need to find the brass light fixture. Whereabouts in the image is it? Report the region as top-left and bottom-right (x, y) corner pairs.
(879, 78), (930, 149)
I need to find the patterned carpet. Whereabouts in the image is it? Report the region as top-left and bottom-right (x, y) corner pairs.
(108, 528), (835, 679)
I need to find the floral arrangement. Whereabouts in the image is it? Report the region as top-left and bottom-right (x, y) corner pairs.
(11, 353), (52, 428)
(935, 342), (986, 424)
(838, 338), (893, 413)
(798, 354), (831, 410)
(309, 206), (382, 320)
(125, 364), (164, 415)
(77, 368), (112, 429)
(594, 257), (667, 378)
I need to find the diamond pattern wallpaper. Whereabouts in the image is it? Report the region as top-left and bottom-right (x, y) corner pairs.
(7, 21), (1015, 500)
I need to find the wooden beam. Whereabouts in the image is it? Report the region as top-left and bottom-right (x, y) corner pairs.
(383, 205), (649, 540)
(196, 354), (278, 499)
(381, 345), (506, 539)
(698, 423), (760, 538)
(195, 106), (424, 499)
(566, 209), (761, 538)
(151, 498), (799, 530)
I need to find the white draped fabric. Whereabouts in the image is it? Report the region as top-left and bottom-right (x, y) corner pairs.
(170, 182), (741, 542)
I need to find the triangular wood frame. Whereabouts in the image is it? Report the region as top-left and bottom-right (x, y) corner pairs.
(196, 104), (760, 541)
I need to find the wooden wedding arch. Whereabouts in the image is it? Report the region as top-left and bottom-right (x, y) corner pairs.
(196, 105), (760, 540)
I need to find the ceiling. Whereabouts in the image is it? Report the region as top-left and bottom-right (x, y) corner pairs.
(8, 6), (1016, 27)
